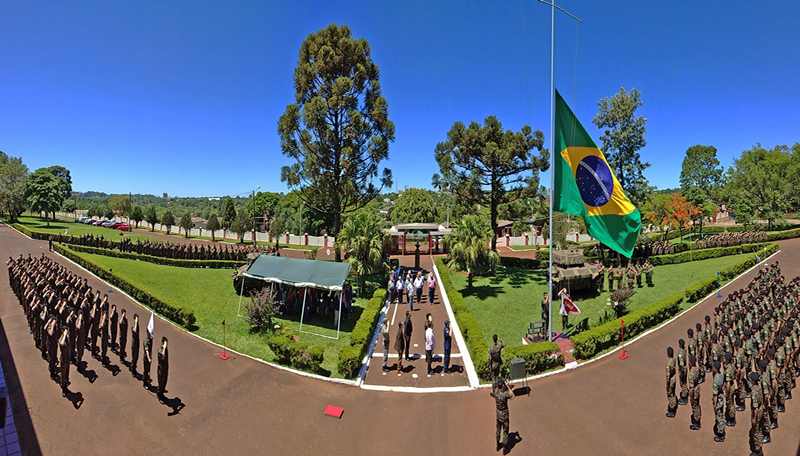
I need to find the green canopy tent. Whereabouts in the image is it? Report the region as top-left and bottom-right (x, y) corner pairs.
(236, 255), (352, 339)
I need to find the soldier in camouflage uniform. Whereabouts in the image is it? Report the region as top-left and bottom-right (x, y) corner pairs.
(775, 336), (787, 413)
(696, 323), (707, 384)
(678, 338), (689, 405)
(723, 352), (736, 426)
(734, 339), (748, 411)
(607, 264), (614, 292)
(689, 355), (701, 430)
(712, 361), (726, 442)
(626, 262), (635, 289)
(490, 377), (514, 455)
(666, 346), (677, 417)
(766, 349), (779, 430)
(758, 359), (772, 443)
(644, 259), (654, 287)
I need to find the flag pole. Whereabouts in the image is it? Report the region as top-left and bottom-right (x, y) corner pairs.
(538, 0), (581, 342)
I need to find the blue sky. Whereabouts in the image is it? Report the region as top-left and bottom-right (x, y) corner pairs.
(1, 1), (798, 197)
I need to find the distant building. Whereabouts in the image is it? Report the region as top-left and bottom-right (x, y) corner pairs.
(163, 192), (168, 199)
(191, 217), (207, 229)
(494, 220), (513, 238)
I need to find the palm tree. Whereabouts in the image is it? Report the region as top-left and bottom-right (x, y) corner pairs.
(335, 210), (388, 294)
(445, 214), (500, 290)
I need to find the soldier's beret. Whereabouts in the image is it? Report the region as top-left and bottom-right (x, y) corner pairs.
(734, 339), (741, 347)
(713, 360), (721, 370)
(689, 355), (697, 364)
(749, 371), (760, 383)
(767, 349), (776, 358)
(678, 338), (685, 347)
(759, 359), (768, 369)
(667, 347), (674, 356)
(776, 336), (784, 345)
(782, 327), (790, 335)
(705, 315), (711, 322)
(734, 312), (742, 319)
(687, 328), (694, 337)
(711, 334), (718, 342)
(696, 323), (702, 330)
(724, 352), (733, 361)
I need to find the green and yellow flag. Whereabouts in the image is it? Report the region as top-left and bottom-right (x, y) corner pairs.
(554, 90), (641, 258)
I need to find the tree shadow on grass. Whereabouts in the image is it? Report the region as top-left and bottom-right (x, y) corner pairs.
(489, 268), (547, 288)
(462, 284), (503, 301)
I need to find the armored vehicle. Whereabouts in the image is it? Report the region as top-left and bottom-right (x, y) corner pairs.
(551, 248), (601, 292)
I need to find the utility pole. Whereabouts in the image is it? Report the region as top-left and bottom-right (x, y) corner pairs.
(252, 185), (260, 246)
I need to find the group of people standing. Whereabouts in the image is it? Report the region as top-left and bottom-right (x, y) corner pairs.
(7, 253), (171, 404)
(596, 259), (654, 292)
(387, 267), (436, 311)
(663, 261), (799, 456)
(381, 310), (453, 377)
(695, 230), (768, 250)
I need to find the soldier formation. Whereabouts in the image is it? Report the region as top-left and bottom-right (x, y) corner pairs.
(7, 253), (171, 404)
(695, 230), (768, 250)
(595, 259), (654, 292)
(633, 240), (676, 257)
(664, 261), (798, 456)
(48, 232), (274, 261)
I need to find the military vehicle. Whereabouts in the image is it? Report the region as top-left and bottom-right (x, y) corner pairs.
(232, 252), (267, 294)
(551, 248), (601, 292)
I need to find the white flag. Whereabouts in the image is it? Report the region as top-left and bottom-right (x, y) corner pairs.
(147, 310), (155, 336)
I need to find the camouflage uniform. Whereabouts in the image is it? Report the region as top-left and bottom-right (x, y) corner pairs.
(678, 345), (689, 404)
(724, 358), (737, 425)
(712, 369), (726, 439)
(666, 355), (677, 416)
(689, 363), (701, 428)
(492, 384), (513, 451)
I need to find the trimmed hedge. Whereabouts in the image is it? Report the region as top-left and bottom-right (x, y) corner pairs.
(64, 243), (245, 269)
(500, 256), (543, 269)
(435, 258), (565, 380)
(53, 243), (197, 329)
(266, 328), (325, 374)
(650, 242), (771, 266)
(685, 276), (719, 302)
(768, 228), (800, 242)
(336, 288), (387, 378)
(571, 294), (684, 360)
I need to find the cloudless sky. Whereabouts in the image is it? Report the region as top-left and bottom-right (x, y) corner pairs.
(1, 1), (798, 197)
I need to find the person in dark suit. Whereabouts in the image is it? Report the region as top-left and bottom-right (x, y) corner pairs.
(59, 325), (70, 397)
(395, 322), (405, 372)
(157, 337), (169, 403)
(403, 311), (413, 361)
(118, 309), (128, 361)
(100, 310), (110, 366)
(110, 304), (119, 353)
(130, 314), (140, 377)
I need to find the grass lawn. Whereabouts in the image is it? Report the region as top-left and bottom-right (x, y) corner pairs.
(68, 251), (372, 377)
(11, 214), (160, 243)
(450, 253), (756, 349)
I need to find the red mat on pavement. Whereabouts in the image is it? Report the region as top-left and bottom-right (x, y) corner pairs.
(324, 405), (344, 419)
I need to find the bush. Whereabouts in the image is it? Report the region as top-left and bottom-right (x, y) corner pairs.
(336, 288), (386, 378)
(435, 258), (565, 380)
(266, 329), (325, 374)
(52, 243), (197, 329)
(502, 342), (564, 377)
(685, 276), (719, 302)
(266, 334), (293, 364)
(571, 294), (684, 360)
(244, 288), (276, 333)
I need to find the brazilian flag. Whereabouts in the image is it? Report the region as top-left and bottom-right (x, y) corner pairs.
(554, 90), (641, 258)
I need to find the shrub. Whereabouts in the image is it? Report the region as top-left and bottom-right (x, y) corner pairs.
(501, 342), (564, 377)
(337, 344), (363, 378)
(266, 329), (325, 374)
(52, 243), (197, 329)
(244, 288), (277, 333)
(266, 334), (293, 364)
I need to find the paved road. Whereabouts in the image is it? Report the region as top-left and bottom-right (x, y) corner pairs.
(2, 223), (800, 455)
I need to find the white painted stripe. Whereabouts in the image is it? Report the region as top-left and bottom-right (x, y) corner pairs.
(432, 258), (480, 388)
(371, 353), (462, 359)
(390, 297), (399, 326)
(360, 384), (473, 394)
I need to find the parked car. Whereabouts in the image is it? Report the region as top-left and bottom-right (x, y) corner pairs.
(108, 221), (124, 228)
(77, 216), (89, 223)
(117, 223), (132, 232)
(102, 220), (116, 227)
(88, 220), (103, 225)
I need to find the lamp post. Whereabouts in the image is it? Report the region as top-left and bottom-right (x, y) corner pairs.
(252, 185), (260, 246)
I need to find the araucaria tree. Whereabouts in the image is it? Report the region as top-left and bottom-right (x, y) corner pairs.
(278, 24), (394, 262)
(434, 115), (547, 251)
(206, 213), (220, 241)
(145, 205), (158, 231)
(161, 210), (175, 234)
(592, 87), (650, 206)
(179, 213), (193, 238)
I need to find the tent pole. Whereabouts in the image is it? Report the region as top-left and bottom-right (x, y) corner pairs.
(236, 273), (247, 317)
(336, 290), (343, 340)
(299, 286), (308, 333)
